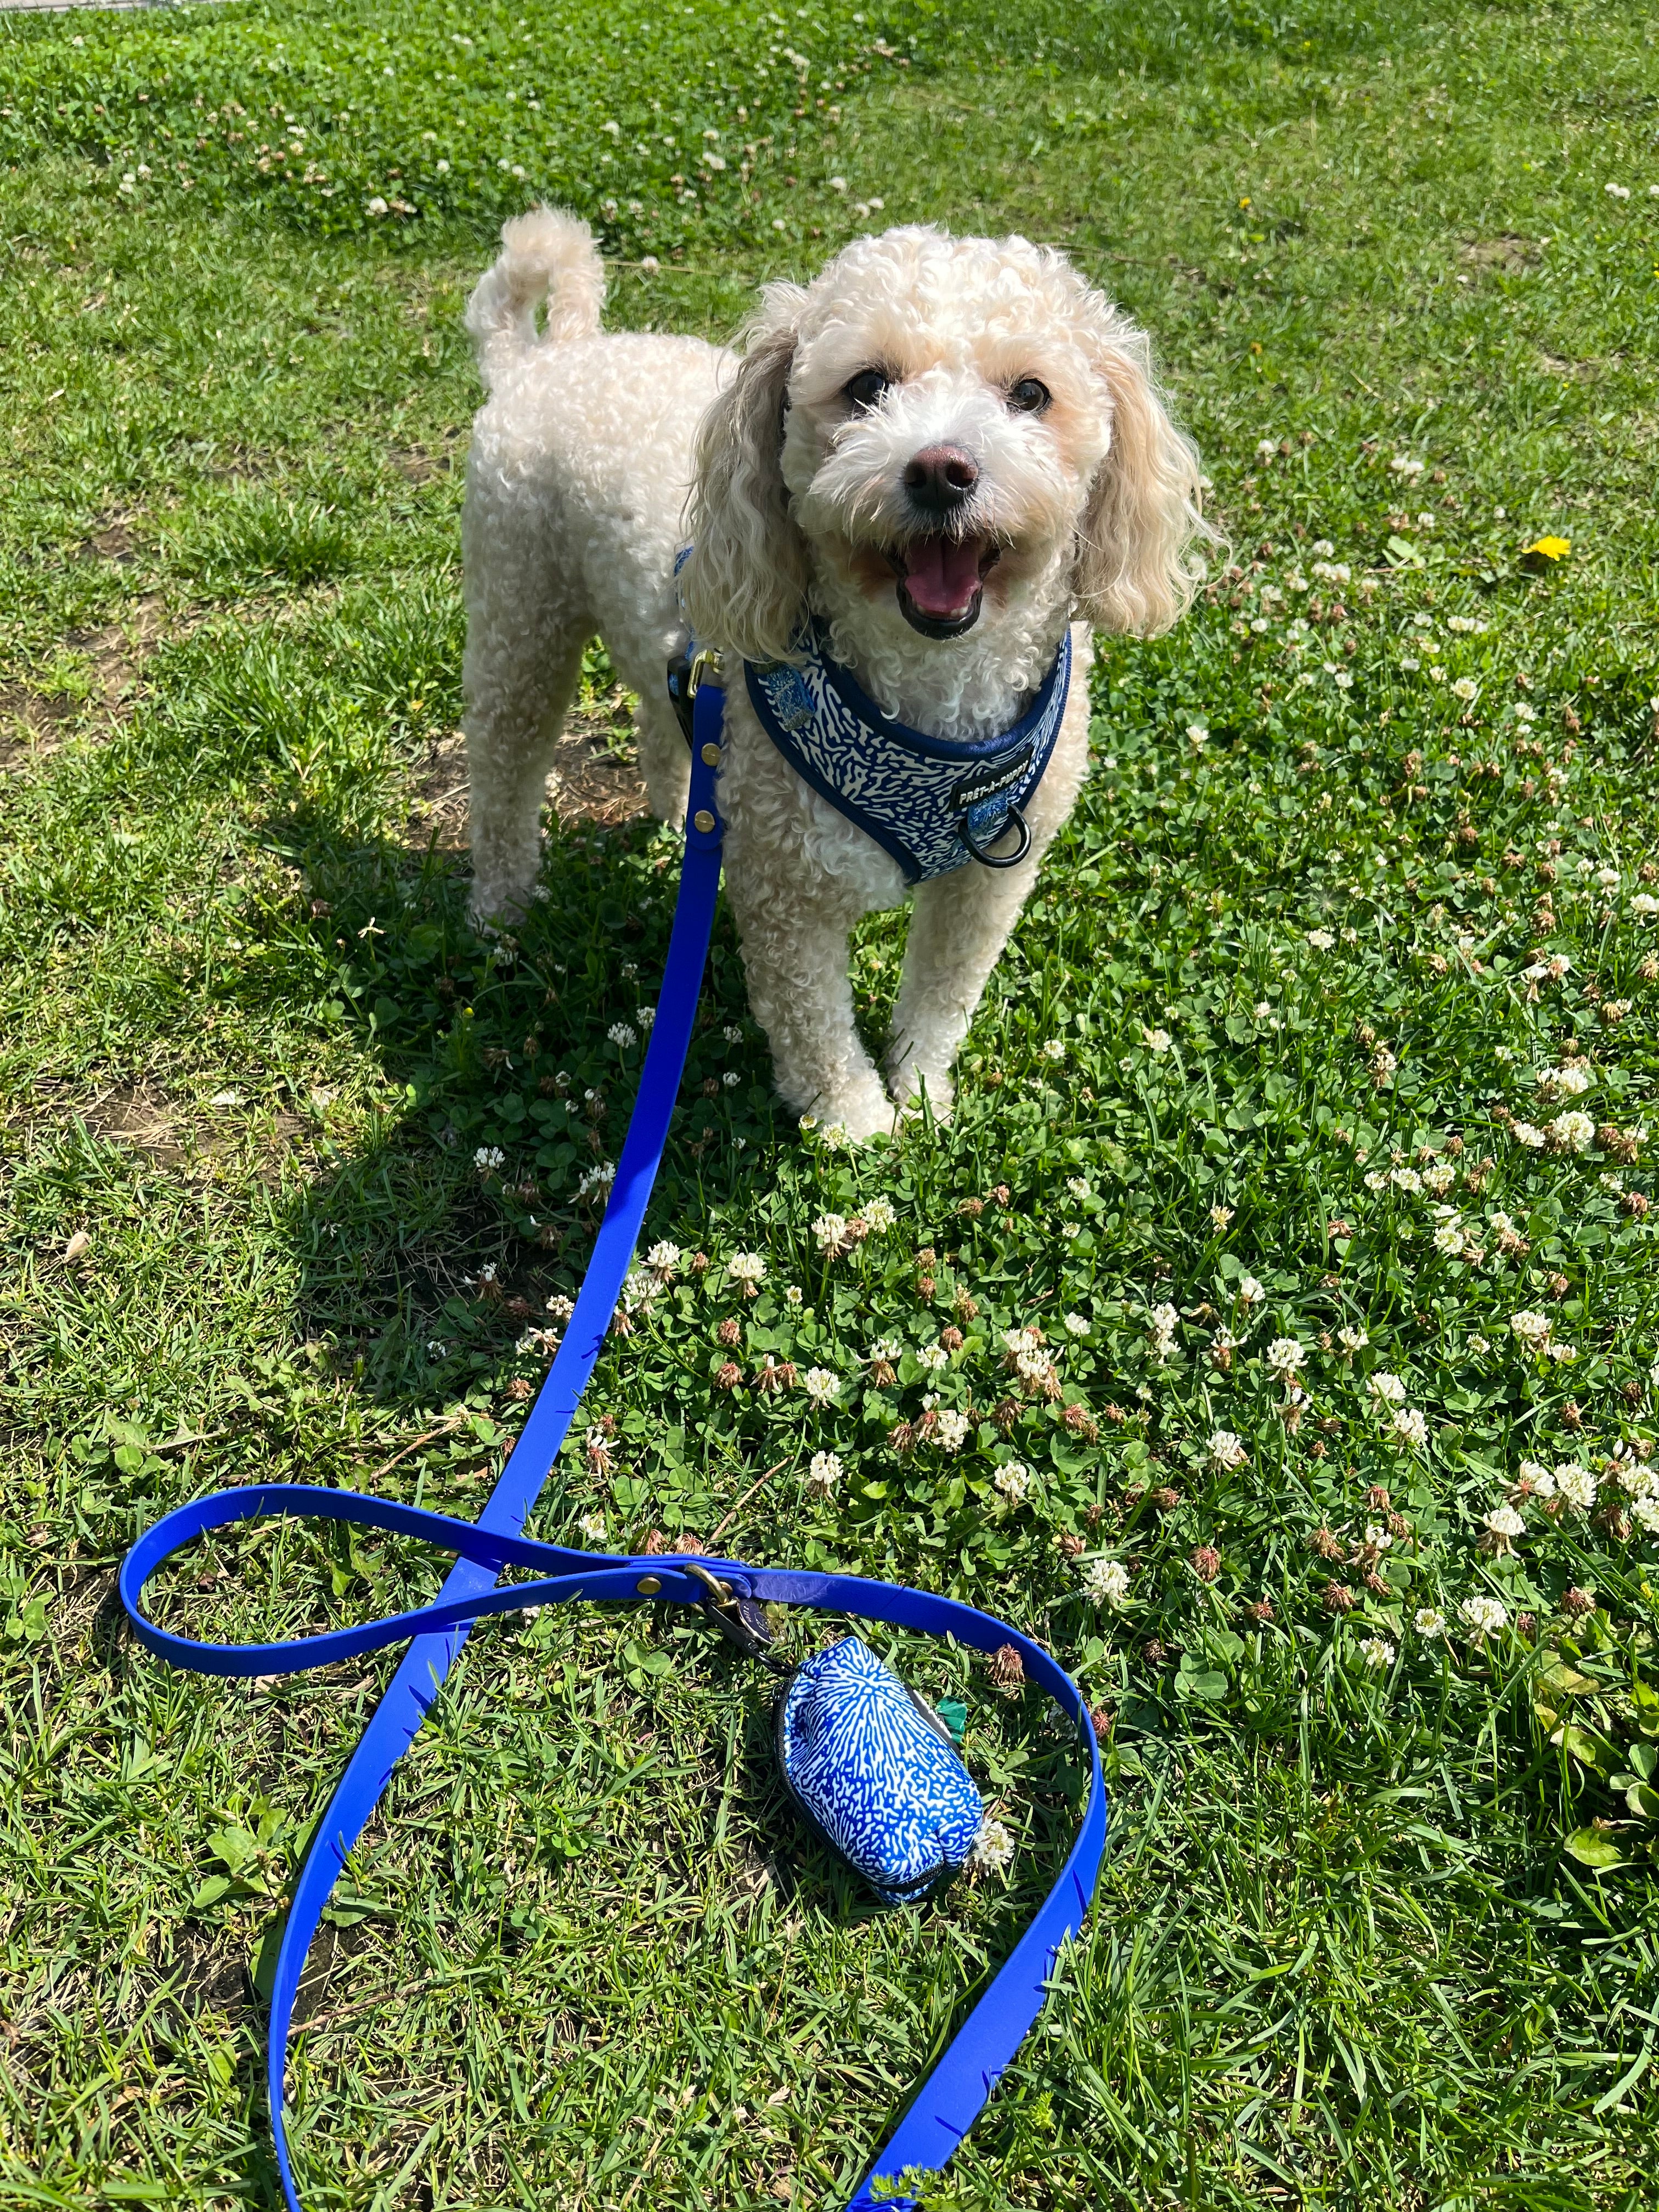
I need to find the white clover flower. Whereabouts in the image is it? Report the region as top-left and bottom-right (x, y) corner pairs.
(545, 1292), (575, 1323)
(968, 1818), (1015, 1872)
(646, 1241), (682, 1278)
(1041, 1038), (1066, 1062)
(1187, 720), (1209, 743)
(1143, 1026), (1173, 1052)
(1634, 1497), (1659, 1536)
(1414, 1607), (1448, 1639)
(812, 1211), (852, 1255)
(1306, 928), (1335, 950)
(1433, 1216), (1466, 1255)
(1459, 1593), (1509, 1638)
(1238, 1275), (1266, 1307)
(805, 1450), (844, 1499)
(474, 1146), (506, 1173)
(722, 1070), (740, 1088)
(1081, 1557), (1132, 1607)
(1554, 1462), (1596, 1510)
(1390, 1166), (1423, 1194)
(1358, 1635), (1395, 1671)
(1067, 1176), (1091, 1200)
(1423, 1160), (1457, 1194)
(1311, 560), (1351, 585)
(803, 1367), (840, 1406)
(1368, 1371), (1408, 1406)
(916, 1342), (950, 1373)
(577, 1512), (608, 1546)
(607, 1021), (637, 1049)
(1549, 1110), (1595, 1152)
(425, 1338), (448, 1360)
(1338, 1325), (1369, 1354)
(1484, 1503), (1526, 1542)
(1063, 1311), (1091, 1338)
(994, 1460), (1032, 1502)
(1365, 1169), (1389, 1192)
(1390, 1407), (1429, 1449)
(727, 1251), (767, 1286)
(1208, 1429), (1247, 1471)
(576, 1161), (616, 1201)
(861, 1196), (897, 1233)
(935, 1407), (971, 1452)
(1451, 678), (1479, 703)
(868, 1335), (903, 1364)
(1511, 1121), (1547, 1149)
(1267, 1338), (1307, 1383)
(1633, 893), (1659, 919)
(1595, 866), (1621, 890)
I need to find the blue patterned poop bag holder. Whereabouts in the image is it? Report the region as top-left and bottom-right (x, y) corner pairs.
(120, 665), (1108, 2212)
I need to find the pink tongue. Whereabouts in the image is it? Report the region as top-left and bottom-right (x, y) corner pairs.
(903, 537), (984, 617)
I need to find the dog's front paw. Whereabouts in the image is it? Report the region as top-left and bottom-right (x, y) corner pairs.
(812, 1075), (899, 1146)
(885, 1052), (955, 1126)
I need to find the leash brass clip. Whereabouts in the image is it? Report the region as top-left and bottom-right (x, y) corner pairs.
(681, 1560), (787, 1672)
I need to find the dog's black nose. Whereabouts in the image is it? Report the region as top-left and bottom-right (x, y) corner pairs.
(903, 444), (979, 515)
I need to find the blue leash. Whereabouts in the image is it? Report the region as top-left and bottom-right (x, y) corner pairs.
(120, 674), (1108, 2211)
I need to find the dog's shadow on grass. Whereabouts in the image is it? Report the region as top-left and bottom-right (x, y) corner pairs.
(246, 785), (789, 1422)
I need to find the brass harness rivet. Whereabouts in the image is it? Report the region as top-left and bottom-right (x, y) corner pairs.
(692, 809), (716, 833)
(636, 1574), (663, 1596)
(701, 742), (723, 766)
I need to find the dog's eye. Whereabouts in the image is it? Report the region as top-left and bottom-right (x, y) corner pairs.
(1007, 377), (1052, 415)
(843, 368), (891, 411)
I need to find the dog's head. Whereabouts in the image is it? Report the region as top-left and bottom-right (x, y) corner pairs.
(680, 225), (1208, 664)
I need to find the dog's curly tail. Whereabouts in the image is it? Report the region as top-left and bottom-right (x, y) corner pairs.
(465, 206), (606, 390)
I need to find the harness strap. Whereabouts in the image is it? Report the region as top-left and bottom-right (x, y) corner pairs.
(118, 672), (1107, 2212)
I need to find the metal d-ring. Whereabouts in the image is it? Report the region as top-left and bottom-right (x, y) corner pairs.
(958, 805), (1032, 869)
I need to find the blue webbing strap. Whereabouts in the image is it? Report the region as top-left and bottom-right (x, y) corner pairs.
(119, 674), (1108, 2211)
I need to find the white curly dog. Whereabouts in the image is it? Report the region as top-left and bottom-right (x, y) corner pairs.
(462, 208), (1205, 1141)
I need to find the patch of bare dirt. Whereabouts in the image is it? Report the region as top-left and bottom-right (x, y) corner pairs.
(1537, 350), (1620, 382)
(81, 516), (140, 564)
(1462, 233), (1538, 275)
(165, 1926), (250, 2027)
(0, 593), (168, 774)
(404, 707), (648, 852)
(4, 1079), (311, 1183)
(391, 426), (465, 484)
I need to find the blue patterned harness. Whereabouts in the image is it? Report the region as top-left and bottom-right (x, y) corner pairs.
(746, 621), (1072, 883)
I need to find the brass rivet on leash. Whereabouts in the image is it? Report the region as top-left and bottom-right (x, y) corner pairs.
(636, 1575), (663, 1595)
(701, 742), (723, 766)
(693, 809), (716, 833)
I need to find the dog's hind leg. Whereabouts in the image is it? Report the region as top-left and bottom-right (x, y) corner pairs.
(464, 506), (589, 922)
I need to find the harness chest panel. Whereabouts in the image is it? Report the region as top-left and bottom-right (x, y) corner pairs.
(746, 623), (1072, 883)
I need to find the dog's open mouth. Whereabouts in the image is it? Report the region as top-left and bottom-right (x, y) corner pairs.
(889, 536), (1001, 639)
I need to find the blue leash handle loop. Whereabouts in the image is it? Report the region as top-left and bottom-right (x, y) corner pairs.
(119, 675), (1108, 2211)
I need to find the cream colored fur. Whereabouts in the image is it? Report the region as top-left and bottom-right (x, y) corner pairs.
(462, 207), (1207, 1139)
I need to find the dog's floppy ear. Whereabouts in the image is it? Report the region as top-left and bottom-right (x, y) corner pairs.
(680, 284), (809, 663)
(1071, 306), (1212, 637)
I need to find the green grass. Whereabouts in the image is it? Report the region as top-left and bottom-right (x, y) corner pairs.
(3, 0), (1659, 2205)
